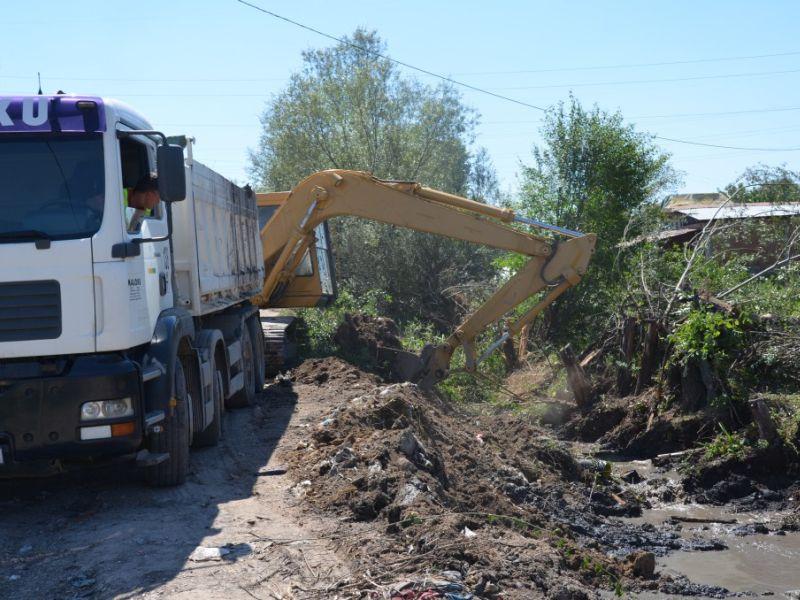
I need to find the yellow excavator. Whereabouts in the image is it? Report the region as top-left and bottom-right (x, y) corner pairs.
(255, 169), (596, 388)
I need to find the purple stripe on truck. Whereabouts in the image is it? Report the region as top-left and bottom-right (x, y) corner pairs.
(0, 96), (106, 133)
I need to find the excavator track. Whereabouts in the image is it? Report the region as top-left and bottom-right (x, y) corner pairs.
(260, 311), (300, 377)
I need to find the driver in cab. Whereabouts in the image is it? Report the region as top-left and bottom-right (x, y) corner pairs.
(126, 173), (160, 233)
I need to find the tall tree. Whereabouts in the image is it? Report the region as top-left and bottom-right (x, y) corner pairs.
(249, 29), (498, 327)
(725, 164), (800, 204)
(515, 95), (678, 344)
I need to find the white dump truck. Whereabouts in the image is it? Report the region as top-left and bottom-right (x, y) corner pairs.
(0, 95), (266, 485)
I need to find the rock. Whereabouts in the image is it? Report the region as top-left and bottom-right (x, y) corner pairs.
(547, 584), (590, 600)
(628, 550), (656, 578)
(785, 590), (800, 599)
(621, 469), (643, 484)
(398, 431), (422, 457)
(483, 581), (501, 595)
(396, 483), (422, 507)
(732, 522), (769, 536)
(332, 446), (357, 467)
(189, 546), (230, 562)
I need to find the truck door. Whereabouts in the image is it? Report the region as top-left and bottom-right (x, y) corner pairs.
(119, 133), (173, 338)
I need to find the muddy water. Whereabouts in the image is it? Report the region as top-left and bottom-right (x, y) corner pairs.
(607, 457), (800, 597)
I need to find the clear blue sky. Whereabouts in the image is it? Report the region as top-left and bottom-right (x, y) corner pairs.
(3, 1), (799, 196)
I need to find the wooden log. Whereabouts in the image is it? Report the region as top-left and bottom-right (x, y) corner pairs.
(559, 343), (593, 411)
(750, 395), (779, 445)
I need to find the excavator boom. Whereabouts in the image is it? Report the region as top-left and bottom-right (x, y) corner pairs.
(256, 169), (596, 387)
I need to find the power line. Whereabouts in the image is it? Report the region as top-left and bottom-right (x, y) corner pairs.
(655, 136), (800, 151)
(454, 50), (800, 76)
(494, 67), (800, 90)
(233, 0), (547, 112)
(227, 1), (800, 153)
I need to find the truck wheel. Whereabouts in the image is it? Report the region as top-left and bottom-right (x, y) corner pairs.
(247, 316), (266, 392)
(193, 361), (224, 448)
(227, 325), (256, 408)
(146, 359), (190, 486)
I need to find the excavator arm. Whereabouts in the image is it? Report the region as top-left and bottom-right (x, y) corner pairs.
(256, 169), (596, 387)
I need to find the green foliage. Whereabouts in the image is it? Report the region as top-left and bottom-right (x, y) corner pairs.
(249, 28), (499, 327)
(669, 309), (749, 367)
(704, 423), (748, 460)
(724, 164), (800, 204)
(297, 288), (388, 357)
(513, 95), (678, 345)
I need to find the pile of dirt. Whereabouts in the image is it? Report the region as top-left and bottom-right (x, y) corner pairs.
(333, 313), (404, 376)
(275, 357), (728, 598)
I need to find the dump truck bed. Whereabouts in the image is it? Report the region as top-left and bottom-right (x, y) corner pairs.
(171, 161), (264, 316)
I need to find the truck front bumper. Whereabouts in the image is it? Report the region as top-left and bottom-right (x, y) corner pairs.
(0, 354), (143, 476)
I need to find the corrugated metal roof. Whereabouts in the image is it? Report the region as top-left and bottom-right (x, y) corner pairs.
(671, 203), (800, 220)
(665, 193), (729, 209)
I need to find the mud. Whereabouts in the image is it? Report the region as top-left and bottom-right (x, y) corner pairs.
(280, 358), (758, 598)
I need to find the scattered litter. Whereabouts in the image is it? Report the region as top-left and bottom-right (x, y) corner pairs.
(17, 544), (33, 556)
(189, 546), (230, 562)
(462, 526), (477, 538)
(290, 479), (312, 498)
(8, 574), (20, 582)
(257, 467), (288, 476)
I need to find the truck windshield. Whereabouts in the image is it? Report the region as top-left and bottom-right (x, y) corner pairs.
(0, 135), (105, 241)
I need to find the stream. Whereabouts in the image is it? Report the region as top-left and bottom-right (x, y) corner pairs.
(605, 456), (800, 597)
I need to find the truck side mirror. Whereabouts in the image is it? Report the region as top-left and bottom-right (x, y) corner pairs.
(157, 144), (186, 202)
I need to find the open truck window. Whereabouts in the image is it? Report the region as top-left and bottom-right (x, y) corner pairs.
(119, 136), (161, 222)
(0, 134), (105, 240)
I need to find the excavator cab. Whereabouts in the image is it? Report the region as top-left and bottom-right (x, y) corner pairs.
(256, 192), (336, 308)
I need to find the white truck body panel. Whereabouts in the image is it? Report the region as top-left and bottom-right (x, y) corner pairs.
(172, 159), (264, 317)
(0, 239), (96, 358)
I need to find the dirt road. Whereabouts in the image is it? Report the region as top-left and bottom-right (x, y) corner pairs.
(0, 381), (354, 599)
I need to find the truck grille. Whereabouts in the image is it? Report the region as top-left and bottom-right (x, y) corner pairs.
(0, 280), (61, 342)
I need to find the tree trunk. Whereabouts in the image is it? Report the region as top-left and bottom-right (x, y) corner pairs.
(750, 395), (779, 445)
(635, 321), (659, 395)
(616, 316), (637, 396)
(502, 334), (519, 373)
(559, 343), (593, 412)
(518, 324), (531, 362)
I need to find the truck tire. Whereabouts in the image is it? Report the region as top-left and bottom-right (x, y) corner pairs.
(247, 316), (266, 392)
(146, 359), (190, 486)
(227, 325), (256, 408)
(192, 361), (224, 448)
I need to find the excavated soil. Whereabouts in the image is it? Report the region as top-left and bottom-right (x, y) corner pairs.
(273, 357), (736, 599)
(334, 314), (405, 378)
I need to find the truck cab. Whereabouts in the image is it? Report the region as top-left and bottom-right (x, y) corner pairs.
(0, 95), (265, 484)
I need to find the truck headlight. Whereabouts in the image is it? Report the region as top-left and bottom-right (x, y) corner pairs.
(80, 398), (134, 421)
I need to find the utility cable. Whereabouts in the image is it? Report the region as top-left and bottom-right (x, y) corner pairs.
(236, 2), (800, 152)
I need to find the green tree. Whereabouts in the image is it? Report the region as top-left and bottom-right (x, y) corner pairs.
(249, 29), (498, 327)
(725, 164), (800, 204)
(514, 95), (678, 344)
